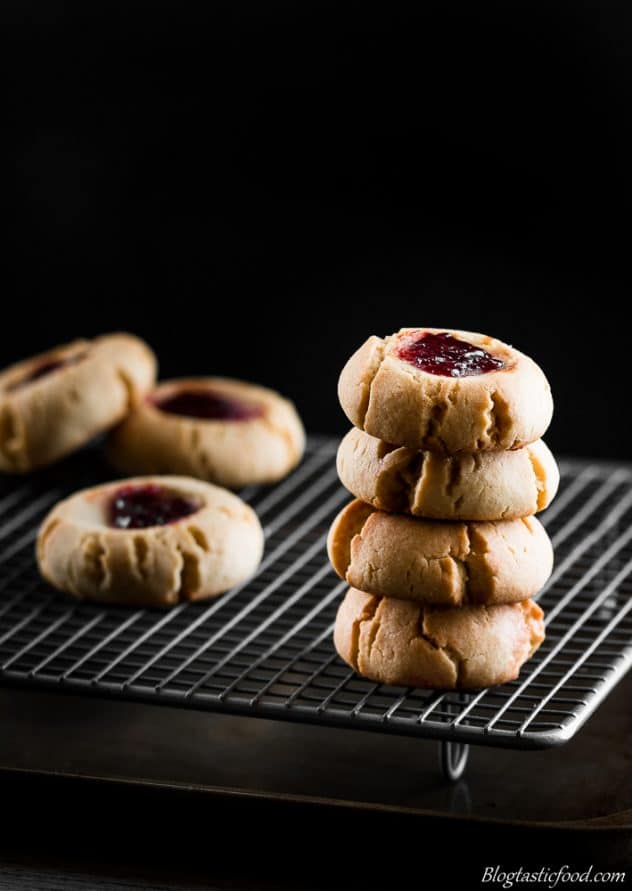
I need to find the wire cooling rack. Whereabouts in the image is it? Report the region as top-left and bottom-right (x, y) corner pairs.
(0, 437), (630, 762)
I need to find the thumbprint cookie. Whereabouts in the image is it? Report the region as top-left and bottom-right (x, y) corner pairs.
(37, 476), (264, 607)
(338, 328), (553, 452)
(107, 378), (305, 488)
(0, 334), (156, 472)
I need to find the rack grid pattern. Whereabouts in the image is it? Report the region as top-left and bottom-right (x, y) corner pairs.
(0, 438), (630, 748)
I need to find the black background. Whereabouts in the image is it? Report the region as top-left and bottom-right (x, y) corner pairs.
(5, 1), (632, 458)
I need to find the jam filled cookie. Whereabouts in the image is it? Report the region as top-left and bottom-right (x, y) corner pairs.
(37, 476), (264, 607)
(334, 587), (545, 690)
(338, 328), (553, 452)
(107, 378), (305, 488)
(337, 428), (559, 521)
(328, 500), (553, 606)
(0, 334), (156, 473)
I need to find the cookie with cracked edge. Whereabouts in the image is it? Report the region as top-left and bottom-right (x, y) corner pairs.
(328, 500), (553, 606)
(337, 428), (560, 520)
(334, 587), (545, 690)
(107, 378), (305, 489)
(0, 334), (156, 473)
(338, 327), (553, 452)
(36, 476), (264, 607)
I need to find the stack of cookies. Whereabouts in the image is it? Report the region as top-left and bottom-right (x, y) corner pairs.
(328, 328), (559, 690)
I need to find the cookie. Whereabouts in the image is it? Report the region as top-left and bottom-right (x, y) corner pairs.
(328, 500), (553, 606)
(334, 587), (545, 690)
(107, 378), (305, 488)
(37, 476), (264, 607)
(337, 428), (559, 520)
(338, 328), (553, 452)
(0, 334), (156, 473)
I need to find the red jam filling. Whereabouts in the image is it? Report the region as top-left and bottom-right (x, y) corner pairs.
(397, 331), (505, 377)
(7, 352), (87, 392)
(108, 484), (199, 529)
(155, 389), (261, 421)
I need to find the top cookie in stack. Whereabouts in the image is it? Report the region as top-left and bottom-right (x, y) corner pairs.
(329, 327), (558, 690)
(339, 327), (552, 453)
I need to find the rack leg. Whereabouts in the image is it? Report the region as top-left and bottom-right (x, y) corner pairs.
(439, 740), (470, 781)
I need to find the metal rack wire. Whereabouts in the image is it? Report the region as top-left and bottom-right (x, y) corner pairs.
(0, 438), (630, 778)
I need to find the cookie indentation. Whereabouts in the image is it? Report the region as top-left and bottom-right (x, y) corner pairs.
(396, 331), (505, 377)
(108, 484), (200, 529)
(6, 351), (89, 393)
(155, 389), (262, 421)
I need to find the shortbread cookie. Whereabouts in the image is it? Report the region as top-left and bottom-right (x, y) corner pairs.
(337, 428), (559, 520)
(37, 476), (264, 607)
(334, 588), (545, 690)
(338, 328), (553, 452)
(107, 378), (305, 488)
(0, 334), (156, 473)
(328, 500), (553, 606)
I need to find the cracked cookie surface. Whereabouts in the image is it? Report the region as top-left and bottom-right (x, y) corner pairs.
(338, 328), (553, 452)
(37, 475), (264, 607)
(0, 334), (156, 472)
(328, 500), (553, 606)
(337, 428), (559, 520)
(334, 587), (545, 689)
(107, 378), (305, 488)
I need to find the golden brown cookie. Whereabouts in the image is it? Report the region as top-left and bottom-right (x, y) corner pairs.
(334, 587), (545, 690)
(337, 428), (559, 520)
(107, 378), (305, 488)
(338, 328), (553, 452)
(328, 500), (553, 606)
(0, 334), (156, 473)
(37, 476), (264, 607)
